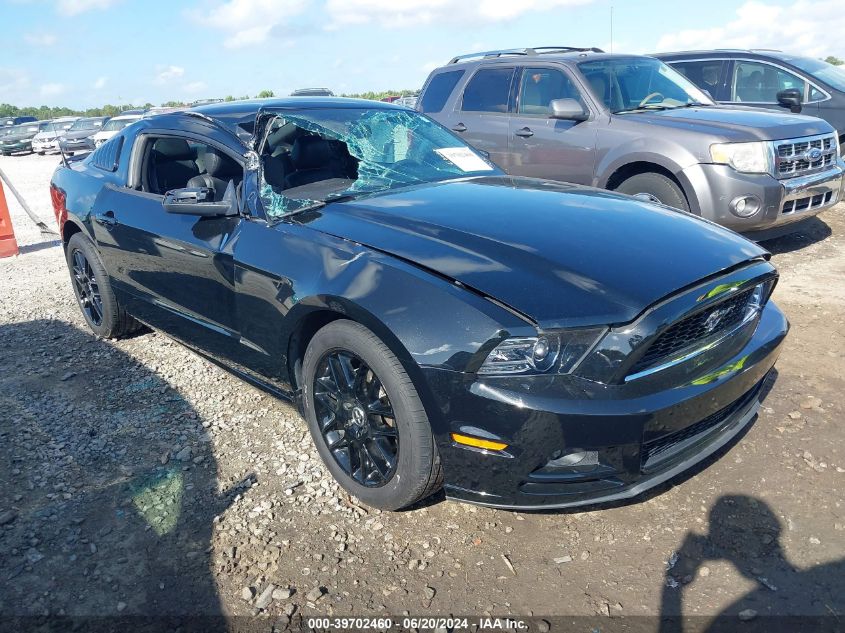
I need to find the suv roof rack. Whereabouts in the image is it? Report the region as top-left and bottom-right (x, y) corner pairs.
(448, 46), (605, 64)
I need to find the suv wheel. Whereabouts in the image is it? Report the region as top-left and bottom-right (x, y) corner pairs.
(615, 172), (690, 212)
(302, 320), (443, 510)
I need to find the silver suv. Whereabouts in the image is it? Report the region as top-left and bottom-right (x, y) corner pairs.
(418, 47), (844, 239)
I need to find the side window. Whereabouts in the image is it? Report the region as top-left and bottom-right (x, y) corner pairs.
(669, 60), (725, 97)
(732, 61), (806, 103)
(142, 136), (242, 200)
(461, 67), (515, 113)
(419, 70), (465, 113)
(518, 67), (582, 115)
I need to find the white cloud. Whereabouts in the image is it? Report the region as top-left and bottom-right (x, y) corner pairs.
(324, 0), (594, 29)
(56, 0), (115, 16)
(188, 0), (309, 49)
(183, 81), (208, 93)
(0, 68), (29, 95)
(23, 32), (57, 46)
(155, 65), (185, 84)
(40, 83), (65, 97)
(655, 0), (845, 58)
(93, 76), (108, 89)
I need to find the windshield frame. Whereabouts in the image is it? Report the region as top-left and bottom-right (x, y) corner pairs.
(254, 106), (502, 221)
(577, 55), (715, 114)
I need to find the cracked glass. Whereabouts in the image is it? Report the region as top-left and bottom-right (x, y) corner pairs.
(257, 108), (497, 219)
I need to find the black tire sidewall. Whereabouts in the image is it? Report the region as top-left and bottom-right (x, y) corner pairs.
(616, 172), (690, 212)
(65, 233), (121, 338)
(302, 320), (435, 510)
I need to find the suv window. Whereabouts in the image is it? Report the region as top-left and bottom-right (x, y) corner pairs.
(461, 67), (515, 113)
(669, 60), (725, 97)
(517, 67), (582, 115)
(419, 70), (464, 113)
(732, 61), (806, 103)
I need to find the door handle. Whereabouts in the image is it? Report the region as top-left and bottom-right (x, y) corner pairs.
(95, 211), (117, 228)
(451, 123), (467, 133)
(515, 127), (534, 138)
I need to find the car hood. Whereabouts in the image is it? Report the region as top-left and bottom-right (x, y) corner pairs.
(2, 130), (37, 141)
(295, 177), (767, 328)
(617, 105), (832, 142)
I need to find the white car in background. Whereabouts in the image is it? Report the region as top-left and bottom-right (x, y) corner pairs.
(91, 114), (143, 148)
(31, 117), (79, 155)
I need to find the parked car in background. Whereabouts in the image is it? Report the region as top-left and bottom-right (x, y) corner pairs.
(0, 121), (43, 155)
(657, 50), (845, 153)
(50, 98), (788, 510)
(190, 98), (224, 107)
(1, 115), (37, 127)
(394, 95), (419, 108)
(380, 95), (401, 103)
(91, 114), (142, 148)
(290, 88), (335, 97)
(32, 117), (79, 154)
(419, 47), (844, 239)
(143, 106), (184, 118)
(59, 116), (110, 155)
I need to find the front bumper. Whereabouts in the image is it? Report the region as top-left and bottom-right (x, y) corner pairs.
(0, 140), (32, 153)
(682, 162), (844, 237)
(423, 301), (788, 510)
(59, 138), (95, 153)
(32, 139), (60, 153)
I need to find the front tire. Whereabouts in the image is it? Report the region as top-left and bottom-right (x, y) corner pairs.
(302, 320), (442, 510)
(66, 233), (141, 339)
(615, 172), (690, 212)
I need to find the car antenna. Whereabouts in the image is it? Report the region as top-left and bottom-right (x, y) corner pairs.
(50, 119), (70, 168)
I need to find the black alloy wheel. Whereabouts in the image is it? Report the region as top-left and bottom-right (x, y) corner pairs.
(312, 350), (400, 487)
(302, 319), (442, 510)
(70, 248), (104, 327)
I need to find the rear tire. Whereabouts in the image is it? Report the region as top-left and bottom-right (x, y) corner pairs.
(302, 320), (442, 510)
(66, 233), (142, 339)
(615, 172), (690, 212)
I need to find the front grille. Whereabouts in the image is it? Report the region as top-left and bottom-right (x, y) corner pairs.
(641, 379), (763, 471)
(775, 134), (838, 178)
(782, 190), (834, 215)
(629, 288), (755, 376)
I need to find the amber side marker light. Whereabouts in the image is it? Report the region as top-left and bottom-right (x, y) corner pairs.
(451, 432), (508, 452)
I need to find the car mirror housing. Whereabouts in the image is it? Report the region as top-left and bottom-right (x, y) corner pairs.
(163, 185), (236, 217)
(549, 98), (589, 121)
(776, 88), (802, 113)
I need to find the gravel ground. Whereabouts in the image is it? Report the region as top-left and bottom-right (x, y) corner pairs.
(1, 153), (844, 629)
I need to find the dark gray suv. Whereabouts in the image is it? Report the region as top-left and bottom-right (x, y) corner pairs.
(418, 47), (844, 239)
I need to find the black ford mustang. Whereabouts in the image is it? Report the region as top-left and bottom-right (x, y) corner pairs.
(50, 98), (788, 510)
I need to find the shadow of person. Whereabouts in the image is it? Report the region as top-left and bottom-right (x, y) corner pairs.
(0, 319), (244, 632)
(659, 494), (844, 633)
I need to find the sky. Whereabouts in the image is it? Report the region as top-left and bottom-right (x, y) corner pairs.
(1, 0), (844, 109)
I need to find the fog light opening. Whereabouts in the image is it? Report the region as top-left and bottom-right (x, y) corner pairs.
(546, 449), (599, 468)
(730, 195), (762, 218)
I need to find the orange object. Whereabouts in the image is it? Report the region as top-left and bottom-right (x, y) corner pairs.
(0, 178), (20, 258)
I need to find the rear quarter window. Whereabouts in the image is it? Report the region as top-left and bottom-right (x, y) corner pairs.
(419, 70), (465, 113)
(90, 136), (124, 173)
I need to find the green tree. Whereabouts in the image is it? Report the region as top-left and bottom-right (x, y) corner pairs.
(256, 89), (275, 98)
(825, 55), (843, 66)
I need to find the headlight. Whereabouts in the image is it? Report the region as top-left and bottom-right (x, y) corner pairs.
(710, 141), (771, 174)
(478, 328), (606, 375)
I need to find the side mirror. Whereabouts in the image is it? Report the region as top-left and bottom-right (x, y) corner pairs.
(549, 98), (589, 121)
(777, 88), (803, 113)
(163, 184), (236, 217)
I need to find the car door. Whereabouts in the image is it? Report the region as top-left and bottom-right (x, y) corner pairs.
(90, 132), (244, 360)
(438, 66), (515, 167)
(726, 59), (808, 112)
(507, 65), (596, 185)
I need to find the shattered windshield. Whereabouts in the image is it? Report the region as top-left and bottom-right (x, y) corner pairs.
(257, 108), (498, 218)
